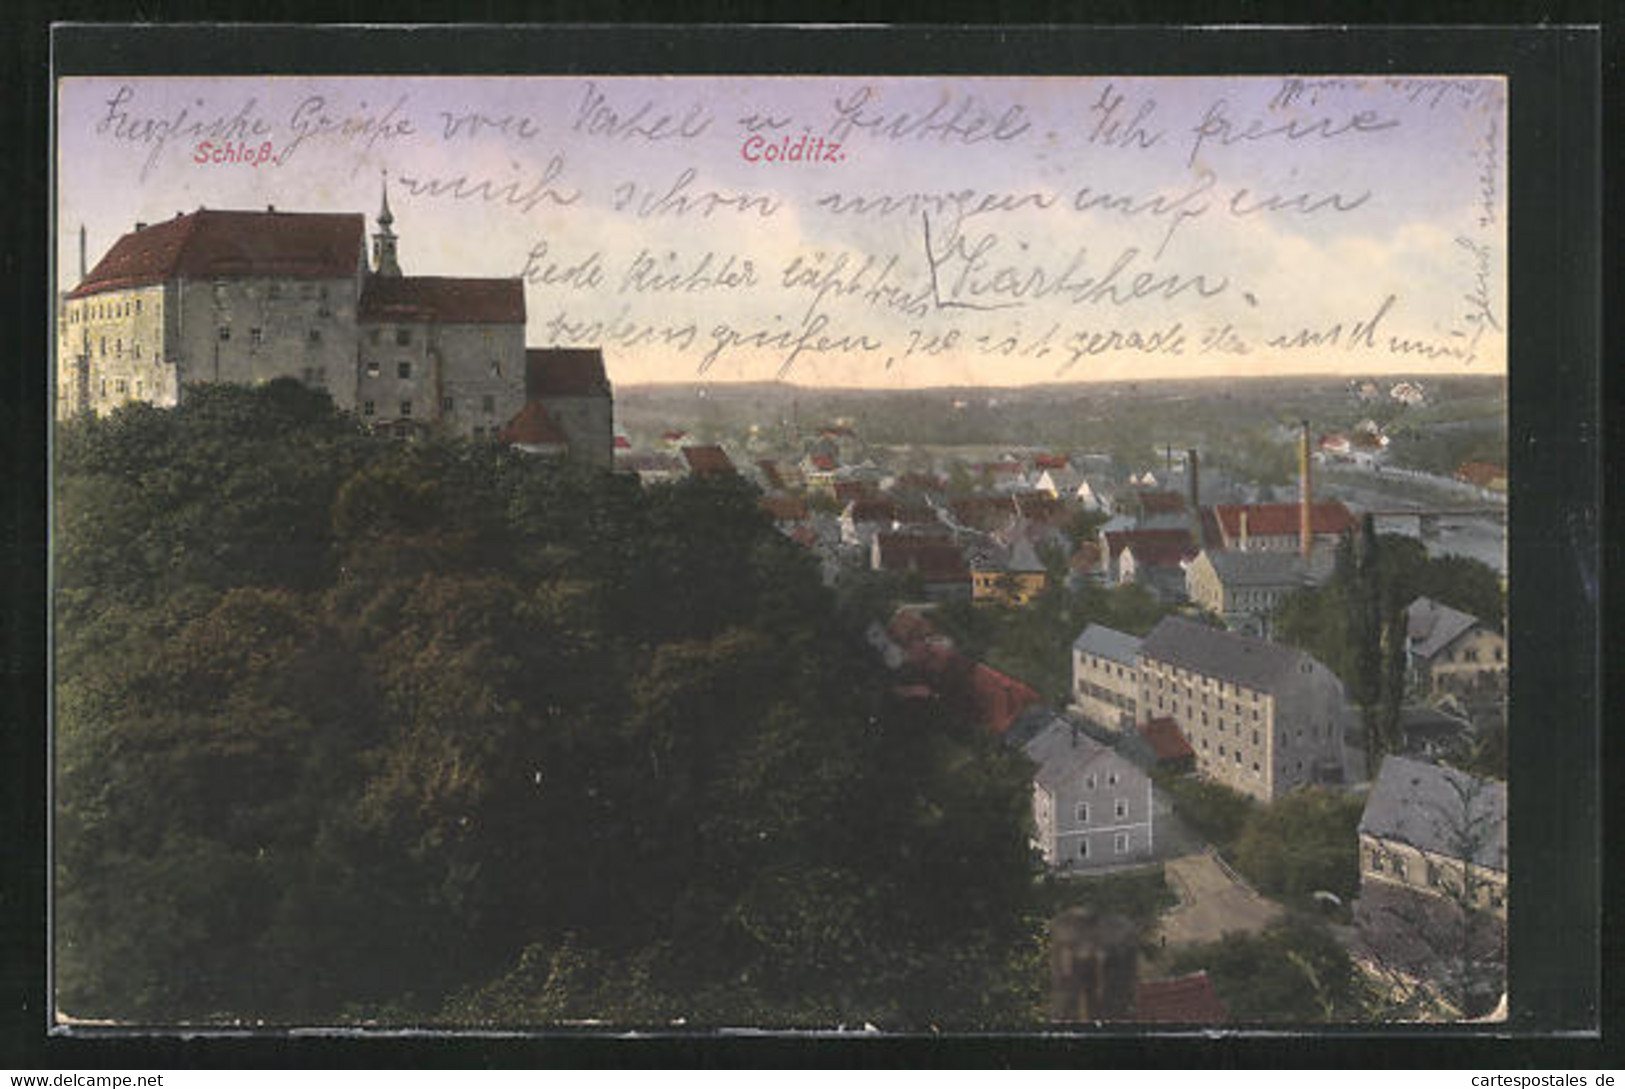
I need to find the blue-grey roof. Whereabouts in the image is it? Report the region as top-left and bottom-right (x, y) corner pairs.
(1406, 596), (1481, 660)
(1202, 548), (1335, 588)
(1073, 623), (1143, 665)
(1359, 755), (1506, 871)
(1022, 715), (1115, 792)
(1139, 615), (1313, 691)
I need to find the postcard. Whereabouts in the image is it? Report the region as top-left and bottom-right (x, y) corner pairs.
(52, 68), (1515, 1031)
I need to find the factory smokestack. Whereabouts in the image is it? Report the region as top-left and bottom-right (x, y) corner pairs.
(1299, 420), (1313, 560)
(1187, 448), (1201, 547)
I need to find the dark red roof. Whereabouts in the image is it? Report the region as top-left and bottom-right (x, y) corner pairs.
(759, 494), (808, 521)
(499, 401), (568, 447)
(891, 472), (946, 494)
(875, 535), (970, 583)
(682, 444), (737, 478)
(1103, 529), (1195, 560)
(809, 454), (837, 472)
(525, 348), (611, 398)
(70, 209), (364, 298)
(1034, 453), (1070, 469)
(1137, 490), (1188, 515)
(950, 496), (1015, 530)
(1213, 502), (1355, 539)
(1135, 972), (1228, 1023)
(848, 497), (899, 523)
(1138, 717), (1195, 762)
(361, 276), (525, 324)
(833, 480), (873, 504)
(614, 435), (632, 449)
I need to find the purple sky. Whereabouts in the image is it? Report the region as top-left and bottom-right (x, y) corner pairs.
(58, 75), (1505, 387)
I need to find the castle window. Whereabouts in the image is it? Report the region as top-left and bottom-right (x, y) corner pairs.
(1114, 799), (1127, 820)
(308, 329), (322, 344)
(396, 328), (411, 346)
(250, 328), (263, 345)
(115, 338), (121, 355)
(441, 396), (454, 412)
(369, 329), (381, 345)
(398, 361), (411, 379)
(135, 299), (142, 314)
(482, 394), (495, 414)
(366, 361), (380, 378)
(1079, 839), (1090, 860)
(400, 400), (412, 418)
(1114, 832), (1129, 854)
(1075, 802), (1090, 824)
(133, 344), (140, 359)
(135, 380), (143, 395)
(362, 401), (374, 417)
(218, 326), (231, 342)
(115, 379), (126, 394)
(489, 360), (501, 377)
(268, 284), (281, 299)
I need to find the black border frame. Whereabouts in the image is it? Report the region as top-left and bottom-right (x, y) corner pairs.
(5, 12), (1612, 1070)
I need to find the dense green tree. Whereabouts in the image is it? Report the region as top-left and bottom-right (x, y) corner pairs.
(54, 384), (1045, 1028)
(1232, 788), (1364, 901)
(1168, 918), (1367, 1023)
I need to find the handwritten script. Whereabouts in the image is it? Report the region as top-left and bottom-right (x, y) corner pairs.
(72, 76), (1506, 383)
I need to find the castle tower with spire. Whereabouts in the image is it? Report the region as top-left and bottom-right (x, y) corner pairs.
(371, 172), (401, 277)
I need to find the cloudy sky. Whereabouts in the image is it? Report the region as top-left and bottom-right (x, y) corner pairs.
(57, 75), (1505, 388)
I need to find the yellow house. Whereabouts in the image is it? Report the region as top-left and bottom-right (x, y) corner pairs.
(971, 538), (1047, 605)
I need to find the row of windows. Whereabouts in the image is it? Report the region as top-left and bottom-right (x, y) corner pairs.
(1076, 679), (1135, 710)
(1151, 670), (1262, 704)
(1443, 646), (1505, 664)
(1077, 831), (1134, 859)
(1082, 654), (1132, 680)
(97, 338), (142, 359)
(98, 378), (144, 397)
(1366, 848), (1505, 908)
(213, 281), (329, 304)
(1072, 798), (1130, 824)
(221, 326), (323, 345)
(68, 298), (147, 322)
(363, 360), (506, 380)
(361, 395), (499, 417)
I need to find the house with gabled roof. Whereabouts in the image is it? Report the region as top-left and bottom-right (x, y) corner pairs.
(1023, 713), (1154, 870)
(1405, 597), (1506, 699)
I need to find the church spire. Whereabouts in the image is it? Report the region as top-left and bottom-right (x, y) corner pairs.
(372, 169), (401, 277)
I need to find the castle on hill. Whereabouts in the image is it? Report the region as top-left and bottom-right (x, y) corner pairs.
(56, 181), (611, 467)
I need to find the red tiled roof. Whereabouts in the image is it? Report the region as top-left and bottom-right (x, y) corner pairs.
(759, 494), (808, 521)
(875, 535), (970, 583)
(1455, 461), (1507, 487)
(1034, 453), (1070, 469)
(1103, 529), (1195, 560)
(682, 444), (737, 478)
(499, 401), (568, 447)
(70, 209), (365, 298)
(1213, 502), (1355, 539)
(614, 435), (632, 449)
(891, 472), (946, 494)
(525, 348), (611, 398)
(361, 276), (525, 324)
(969, 663), (1044, 736)
(833, 480), (873, 504)
(950, 496), (1015, 530)
(1139, 717), (1195, 763)
(1135, 972), (1228, 1023)
(848, 497), (899, 523)
(886, 606), (946, 650)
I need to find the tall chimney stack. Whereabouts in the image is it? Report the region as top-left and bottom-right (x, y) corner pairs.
(1299, 420), (1313, 560)
(1187, 448), (1201, 547)
(78, 224), (86, 282)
